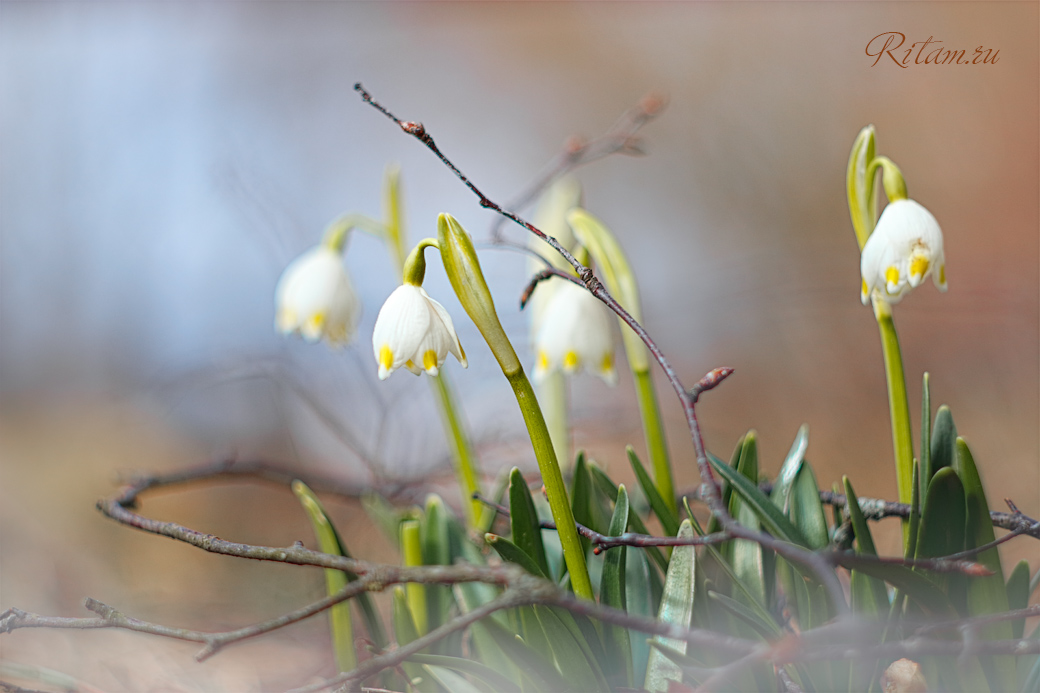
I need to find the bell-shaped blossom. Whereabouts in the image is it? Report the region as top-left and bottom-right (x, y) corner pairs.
(275, 246), (361, 346)
(860, 199), (947, 305)
(533, 279), (617, 385)
(372, 284), (467, 380)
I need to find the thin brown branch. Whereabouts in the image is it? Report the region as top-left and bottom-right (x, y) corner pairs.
(518, 268), (584, 310)
(486, 92), (665, 242)
(354, 84), (851, 615)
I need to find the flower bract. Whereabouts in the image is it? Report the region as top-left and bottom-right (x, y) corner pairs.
(533, 279), (617, 385)
(275, 246), (361, 346)
(372, 284), (467, 380)
(860, 199), (947, 305)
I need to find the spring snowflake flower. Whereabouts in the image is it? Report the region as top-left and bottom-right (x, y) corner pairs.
(533, 279), (618, 385)
(275, 246), (361, 346)
(860, 199), (947, 305)
(372, 284), (467, 380)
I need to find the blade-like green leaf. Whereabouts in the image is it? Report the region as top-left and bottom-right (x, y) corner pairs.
(644, 519), (696, 693)
(955, 438), (1014, 692)
(709, 453), (810, 548)
(411, 655), (521, 693)
(771, 424), (810, 514)
(534, 606), (609, 691)
(292, 480), (356, 671)
(842, 477), (890, 617)
(707, 590), (782, 638)
(1007, 560), (1030, 641)
(486, 533), (549, 579)
(789, 462), (829, 550)
(928, 405), (957, 483)
(509, 468), (551, 578)
(393, 587), (439, 693)
(920, 372), (932, 497)
(476, 613), (566, 692)
(600, 485), (633, 689)
(904, 458), (922, 560)
(628, 447), (679, 537)
(422, 664), (485, 693)
(729, 432), (767, 606)
(588, 461), (668, 575)
(422, 495), (454, 637)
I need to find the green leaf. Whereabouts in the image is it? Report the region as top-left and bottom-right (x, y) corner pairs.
(928, 405), (958, 483)
(422, 664), (485, 693)
(842, 477), (890, 617)
(509, 468), (551, 578)
(628, 447), (679, 537)
(588, 461), (668, 575)
(771, 424), (810, 514)
(955, 438), (1015, 693)
(685, 498), (782, 636)
(422, 495), (454, 636)
(913, 466), (967, 613)
(904, 458), (922, 561)
(920, 372), (932, 498)
(729, 432), (767, 606)
(600, 485), (633, 689)
(841, 557), (957, 619)
(486, 534), (550, 579)
(292, 480), (356, 672)
(789, 462), (829, 550)
(1007, 560), (1030, 641)
(706, 590), (782, 638)
(410, 655), (526, 693)
(475, 615), (566, 692)
(534, 606), (609, 691)
(708, 453), (810, 548)
(393, 587), (439, 693)
(644, 519), (696, 693)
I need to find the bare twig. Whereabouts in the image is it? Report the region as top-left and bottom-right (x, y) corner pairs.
(486, 92), (665, 242)
(518, 268), (584, 310)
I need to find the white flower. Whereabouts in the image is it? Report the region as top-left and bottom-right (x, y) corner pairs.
(275, 246), (361, 346)
(533, 279), (617, 385)
(372, 284), (467, 380)
(860, 199), (947, 305)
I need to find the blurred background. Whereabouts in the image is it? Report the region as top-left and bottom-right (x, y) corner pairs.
(1, 3), (1036, 690)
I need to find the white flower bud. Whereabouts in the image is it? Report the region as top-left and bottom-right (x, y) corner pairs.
(861, 199), (947, 305)
(275, 246), (361, 346)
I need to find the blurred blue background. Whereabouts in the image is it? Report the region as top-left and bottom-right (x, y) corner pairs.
(1, 3), (1036, 689)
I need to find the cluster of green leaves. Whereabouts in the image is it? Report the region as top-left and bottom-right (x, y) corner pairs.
(292, 385), (1038, 693)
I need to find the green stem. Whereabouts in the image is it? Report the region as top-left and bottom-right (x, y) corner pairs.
(874, 299), (914, 521)
(634, 368), (675, 515)
(536, 371), (571, 471)
(506, 368), (594, 600)
(429, 372), (481, 528)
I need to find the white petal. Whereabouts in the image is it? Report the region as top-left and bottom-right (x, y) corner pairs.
(275, 246), (360, 344)
(372, 285), (432, 378)
(421, 288), (467, 369)
(533, 280), (617, 383)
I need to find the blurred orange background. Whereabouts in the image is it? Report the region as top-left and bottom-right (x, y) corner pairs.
(2, 3), (1036, 690)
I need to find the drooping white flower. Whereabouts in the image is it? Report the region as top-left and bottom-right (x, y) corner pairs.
(860, 199), (947, 305)
(533, 279), (617, 385)
(275, 246), (361, 346)
(372, 284), (467, 380)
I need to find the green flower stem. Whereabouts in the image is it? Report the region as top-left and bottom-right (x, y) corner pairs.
(506, 368), (594, 600)
(874, 299), (915, 516)
(537, 371), (571, 471)
(383, 173), (483, 530)
(438, 212), (593, 600)
(429, 372), (481, 528)
(634, 368), (675, 516)
(320, 213), (386, 253)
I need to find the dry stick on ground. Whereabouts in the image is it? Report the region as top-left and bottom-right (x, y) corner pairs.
(356, 81), (854, 614)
